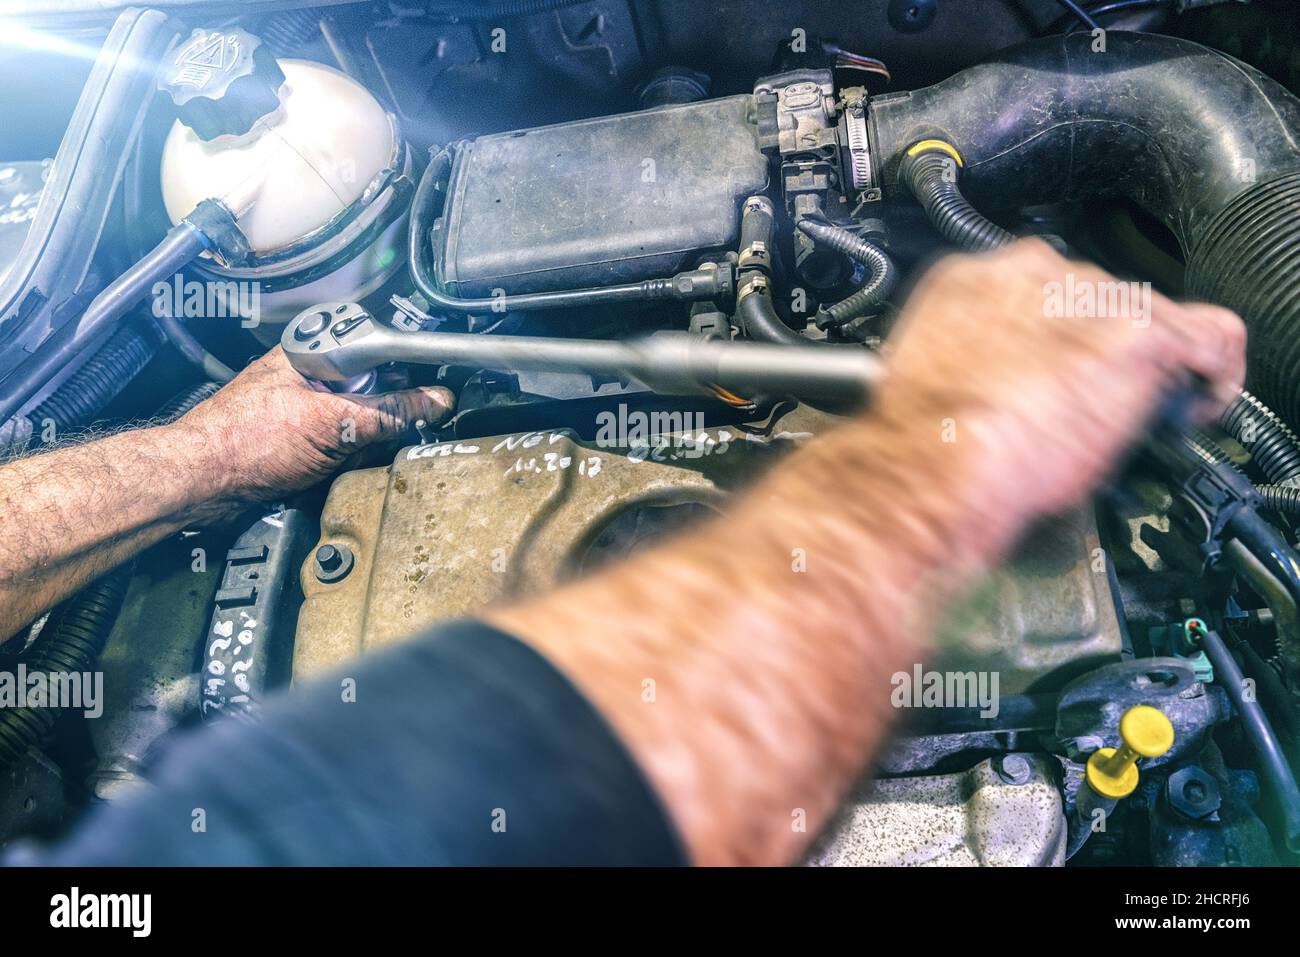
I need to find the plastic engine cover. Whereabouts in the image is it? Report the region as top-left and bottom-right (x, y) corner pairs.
(431, 95), (769, 297)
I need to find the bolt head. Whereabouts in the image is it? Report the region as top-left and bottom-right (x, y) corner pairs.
(313, 543), (354, 583)
(995, 754), (1033, 785)
(1166, 766), (1221, 821)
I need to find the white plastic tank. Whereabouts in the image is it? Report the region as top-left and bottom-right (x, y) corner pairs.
(157, 29), (407, 339)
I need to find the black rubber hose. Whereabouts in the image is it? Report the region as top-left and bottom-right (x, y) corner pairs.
(795, 218), (898, 326)
(155, 310), (236, 383)
(25, 320), (163, 442)
(1049, 0), (1170, 33)
(735, 283), (812, 347)
(738, 195), (775, 267)
(870, 32), (1300, 425)
(1226, 509), (1300, 631)
(898, 149), (1015, 252)
(0, 567), (131, 771)
(407, 147), (720, 316)
(1197, 627), (1300, 853)
(1237, 638), (1300, 746)
(733, 195), (823, 347)
(1221, 390), (1300, 486)
(1053, 0), (1102, 32)
(150, 209), (250, 383)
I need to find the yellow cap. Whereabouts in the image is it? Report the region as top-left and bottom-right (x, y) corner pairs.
(1085, 705), (1175, 800)
(1120, 704), (1176, 757)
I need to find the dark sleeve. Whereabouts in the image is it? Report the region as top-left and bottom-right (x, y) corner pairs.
(7, 622), (686, 866)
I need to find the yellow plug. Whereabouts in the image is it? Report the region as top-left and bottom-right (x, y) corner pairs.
(1085, 705), (1175, 800)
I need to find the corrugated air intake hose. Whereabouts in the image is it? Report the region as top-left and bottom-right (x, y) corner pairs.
(1220, 390), (1300, 487)
(869, 31), (1300, 426)
(1187, 173), (1300, 429)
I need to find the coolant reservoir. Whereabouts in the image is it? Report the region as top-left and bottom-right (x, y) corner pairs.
(157, 28), (409, 340)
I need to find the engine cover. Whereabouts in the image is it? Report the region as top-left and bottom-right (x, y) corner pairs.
(430, 95), (770, 296)
(293, 420), (775, 675)
(293, 416), (1123, 693)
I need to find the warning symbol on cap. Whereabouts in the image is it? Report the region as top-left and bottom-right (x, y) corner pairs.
(172, 32), (241, 89)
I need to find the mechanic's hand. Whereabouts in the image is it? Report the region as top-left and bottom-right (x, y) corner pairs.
(175, 346), (454, 507)
(873, 238), (1244, 524)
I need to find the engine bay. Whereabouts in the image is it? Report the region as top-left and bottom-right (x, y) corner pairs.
(2, 0), (1300, 868)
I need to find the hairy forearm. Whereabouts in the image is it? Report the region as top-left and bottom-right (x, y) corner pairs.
(490, 411), (1023, 866)
(0, 346), (452, 644)
(0, 421), (232, 640)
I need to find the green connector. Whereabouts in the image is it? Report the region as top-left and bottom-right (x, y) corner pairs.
(1146, 619), (1214, 683)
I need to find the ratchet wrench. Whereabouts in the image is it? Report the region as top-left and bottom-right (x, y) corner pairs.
(281, 301), (885, 405)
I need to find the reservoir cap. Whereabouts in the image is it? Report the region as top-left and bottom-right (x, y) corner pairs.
(160, 28), (285, 141)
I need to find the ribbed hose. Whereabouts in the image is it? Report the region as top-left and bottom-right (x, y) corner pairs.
(1186, 428), (1238, 469)
(157, 381), (221, 421)
(0, 567), (131, 770)
(25, 322), (162, 442)
(1186, 428), (1300, 519)
(1256, 485), (1300, 515)
(899, 149), (1015, 252)
(1220, 390), (1300, 486)
(1188, 171), (1300, 432)
(795, 219), (897, 327)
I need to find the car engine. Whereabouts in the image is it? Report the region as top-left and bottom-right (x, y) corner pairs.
(1, 0), (1300, 868)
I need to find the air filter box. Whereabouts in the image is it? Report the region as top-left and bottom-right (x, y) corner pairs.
(431, 95), (770, 297)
